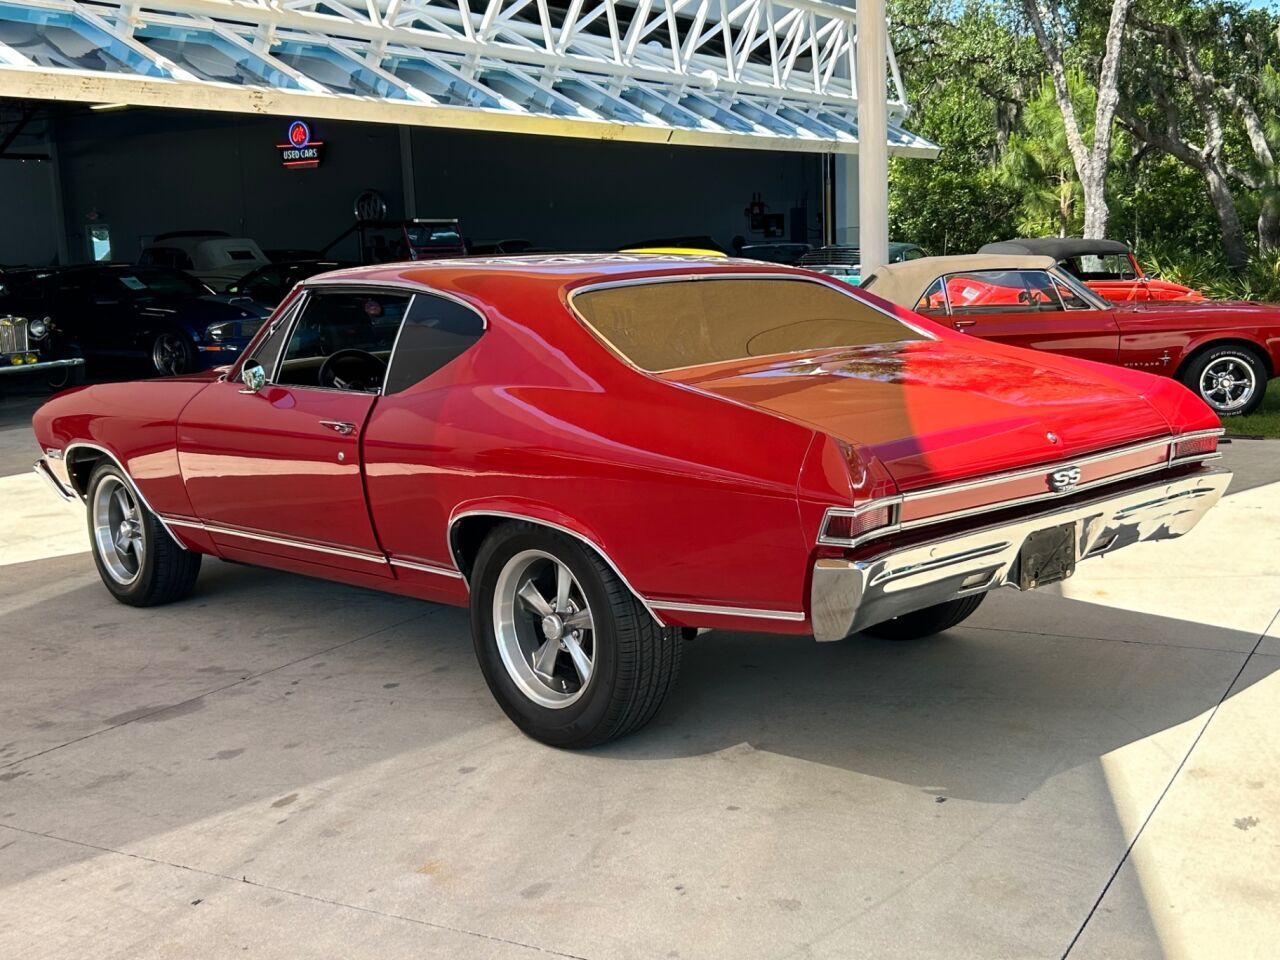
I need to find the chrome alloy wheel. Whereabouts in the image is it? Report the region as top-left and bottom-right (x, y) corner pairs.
(493, 549), (596, 709)
(92, 476), (145, 585)
(1199, 356), (1257, 412)
(152, 333), (189, 375)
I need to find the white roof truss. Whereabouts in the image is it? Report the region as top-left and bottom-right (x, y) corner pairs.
(0, 0), (938, 155)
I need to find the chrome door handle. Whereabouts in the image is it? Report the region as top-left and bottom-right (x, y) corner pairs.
(320, 420), (356, 436)
(953, 319), (976, 330)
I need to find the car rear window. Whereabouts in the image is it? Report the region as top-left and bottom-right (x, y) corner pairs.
(571, 277), (926, 372)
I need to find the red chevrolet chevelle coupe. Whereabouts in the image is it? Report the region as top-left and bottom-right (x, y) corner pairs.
(33, 256), (1230, 746)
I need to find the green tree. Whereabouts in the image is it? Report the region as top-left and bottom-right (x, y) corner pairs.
(996, 78), (1085, 235)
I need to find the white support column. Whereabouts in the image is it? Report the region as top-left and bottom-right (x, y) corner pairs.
(832, 152), (858, 246)
(855, 0), (888, 272)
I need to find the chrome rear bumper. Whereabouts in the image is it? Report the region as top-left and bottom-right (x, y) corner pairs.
(810, 467), (1232, 642)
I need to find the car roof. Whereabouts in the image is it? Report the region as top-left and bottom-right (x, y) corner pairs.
(978, 237), (1132, 259)
(860, 254), (1057, 308)
(299, 253), (798, 294)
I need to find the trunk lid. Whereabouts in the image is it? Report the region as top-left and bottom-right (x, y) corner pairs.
(662, 339), (1173, 491)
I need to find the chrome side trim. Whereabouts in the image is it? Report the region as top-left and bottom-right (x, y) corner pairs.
(390, 557), (466, 580)
(818, 429), (1225, 549)
(648, 600), (806, 622)
(33, 458), (74, 502)
(63, 442), (178, 541)
(811, 466), (1232, 642)
(447, 509), (666, 626)
(160, 516), (388, 566)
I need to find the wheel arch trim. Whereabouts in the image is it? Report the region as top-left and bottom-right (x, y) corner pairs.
(1173, 334), (1274, 379)
(447, 508), (667, 627)
(63, 441), (179, 541)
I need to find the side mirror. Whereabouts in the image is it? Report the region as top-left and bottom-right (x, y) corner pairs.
(240, 360), (267, 394)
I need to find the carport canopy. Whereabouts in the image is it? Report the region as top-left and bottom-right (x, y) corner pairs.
(0, 0), (937, 156)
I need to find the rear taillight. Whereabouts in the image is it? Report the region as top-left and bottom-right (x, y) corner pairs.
(1172, 433), (1220, 461)
(819, 501), (899, 546)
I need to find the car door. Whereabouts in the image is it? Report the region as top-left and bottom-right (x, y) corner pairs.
(52, 272), (132, 359)
(917, 269), (1120, 365)
(176, 286), (409, 574)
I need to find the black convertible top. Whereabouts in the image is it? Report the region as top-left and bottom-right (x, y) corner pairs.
(978, 237), (1132, 259)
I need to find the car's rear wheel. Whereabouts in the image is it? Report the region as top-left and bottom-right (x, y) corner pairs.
(87, 463), (201, 606)
(470, 523), (681, 748)
(151, 332), (196, 377)
(863, 593), (986, 641)
(1180, 345), (1267, 416)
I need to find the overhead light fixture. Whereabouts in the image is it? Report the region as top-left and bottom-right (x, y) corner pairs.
(90, 102), (130, 111)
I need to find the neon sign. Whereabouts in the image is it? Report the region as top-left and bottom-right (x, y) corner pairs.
(276, 120), (324, 169)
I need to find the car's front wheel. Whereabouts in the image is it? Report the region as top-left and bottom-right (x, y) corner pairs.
(1180, 345), (1268, 417)
(470, 523), (681, 748)
(862, 593), (986, 641)
(87, 463), (202, 606)
(151, 332), (197, 377)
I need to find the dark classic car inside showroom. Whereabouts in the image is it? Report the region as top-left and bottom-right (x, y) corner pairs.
(2, 0), (1278, 957)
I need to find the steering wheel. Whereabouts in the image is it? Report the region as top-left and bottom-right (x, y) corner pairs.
(318, 349), (386, 392)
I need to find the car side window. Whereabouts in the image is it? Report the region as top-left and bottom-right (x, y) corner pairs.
(244, 304), (298, 380)
(243, 268), (282, 301)
(383, 293), (485, 395)
(1051, 276), (1092, 310)
(141, 247), (194, 270)
(276, 290), (407, 391)
(946, 270), (1064, 314)
(914, 277), (947, 315)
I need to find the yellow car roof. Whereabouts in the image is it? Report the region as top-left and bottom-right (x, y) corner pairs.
(619, 246), (728, 258)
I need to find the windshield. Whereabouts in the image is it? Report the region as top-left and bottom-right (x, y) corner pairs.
(405, 224), (463, 248)
(102, 268), (209, 298)
(1049, 266), (1107, 309)
(571, 277), (927, 373)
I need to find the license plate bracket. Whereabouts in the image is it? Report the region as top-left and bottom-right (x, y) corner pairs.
(1018, 522), (1077, 590)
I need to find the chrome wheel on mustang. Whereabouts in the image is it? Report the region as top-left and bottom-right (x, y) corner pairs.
(1199, 356), (1256, 413)
(470, 523), (682, 748)
(1180, 345), (1267, 416)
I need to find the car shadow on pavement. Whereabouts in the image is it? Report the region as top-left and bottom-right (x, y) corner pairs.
(597, 599), (1275, 804)
(2, 556), (1272, 814)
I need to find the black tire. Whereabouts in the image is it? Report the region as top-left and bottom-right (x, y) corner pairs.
(151, 331), (197, 377)
(862, 593), (986, 641)
(86, 463), (202, 606)
(1179, 345), (1268, 417)
(46, 343), (86, 391)
(470, 523), (681, 748)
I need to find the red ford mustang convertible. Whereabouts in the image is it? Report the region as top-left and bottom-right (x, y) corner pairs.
(33, 256), (1230, 746)
(862, 253), (1280, 416)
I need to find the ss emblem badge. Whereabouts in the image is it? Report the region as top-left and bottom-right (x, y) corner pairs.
(1048, 466), (1082, 493)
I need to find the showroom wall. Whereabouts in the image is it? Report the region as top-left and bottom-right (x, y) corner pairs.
(52, 110), (408, 264)
(408, 127), (822, 252)
(0, 158), (58, 267)
(38, 106), (821, 265)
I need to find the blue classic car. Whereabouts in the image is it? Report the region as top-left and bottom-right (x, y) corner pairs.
(796, 242), (929, 285)
(1, 264), (270, 377)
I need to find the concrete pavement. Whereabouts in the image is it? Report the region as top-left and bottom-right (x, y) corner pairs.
(1, 392), (1277, 959)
